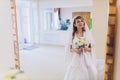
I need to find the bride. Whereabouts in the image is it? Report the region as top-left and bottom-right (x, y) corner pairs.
(64, 16), (98, 80)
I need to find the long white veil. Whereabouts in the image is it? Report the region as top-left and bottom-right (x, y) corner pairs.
(84, 21), (97, 66)
(65, 16), (97, 66)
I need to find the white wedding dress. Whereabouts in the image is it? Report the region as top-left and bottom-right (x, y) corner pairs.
(64, 34), (98, 80)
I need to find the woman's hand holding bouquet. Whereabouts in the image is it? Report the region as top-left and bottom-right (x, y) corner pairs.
(74, 37), (89, 53)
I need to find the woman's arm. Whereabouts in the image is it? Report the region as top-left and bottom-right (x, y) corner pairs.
(70, 45), (82, 54)
(84, 43), (92, 52)
(84, 47), (91, 52)
(71, 48), (82, 54)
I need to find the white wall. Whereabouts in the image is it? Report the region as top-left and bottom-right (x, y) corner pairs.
(39, 0), (93, 8)
(0, 0), (15, 72)
(92, 0), (109, 59)
(39, 31), (68, 46)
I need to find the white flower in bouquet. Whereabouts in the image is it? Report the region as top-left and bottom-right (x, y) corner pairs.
(75, 37), (88, 48)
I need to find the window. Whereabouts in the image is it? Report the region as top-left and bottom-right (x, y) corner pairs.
(16, 0), (39, 49)
(43, 8), (60, 31)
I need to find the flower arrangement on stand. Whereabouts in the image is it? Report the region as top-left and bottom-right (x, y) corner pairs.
(59, 17), (70, 30)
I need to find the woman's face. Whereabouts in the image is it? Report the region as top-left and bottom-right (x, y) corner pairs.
(74, 19), (84, 29)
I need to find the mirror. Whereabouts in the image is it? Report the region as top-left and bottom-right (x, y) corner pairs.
(11, 0), (110, 80)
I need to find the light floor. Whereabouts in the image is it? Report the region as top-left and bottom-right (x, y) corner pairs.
(19, 45), (67, 80)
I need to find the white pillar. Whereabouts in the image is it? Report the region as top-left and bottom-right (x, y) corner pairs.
(0, 0), (15, 72)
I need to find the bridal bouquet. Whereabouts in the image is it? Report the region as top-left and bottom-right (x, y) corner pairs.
(74, 37), (88, 49)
